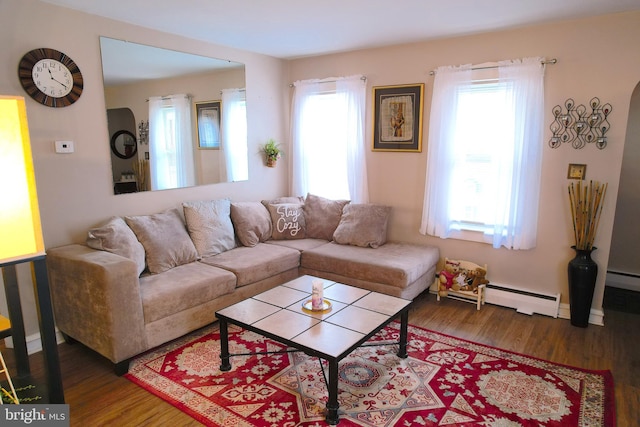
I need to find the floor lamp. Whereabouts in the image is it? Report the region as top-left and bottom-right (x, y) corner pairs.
(0, 96), (64, 403)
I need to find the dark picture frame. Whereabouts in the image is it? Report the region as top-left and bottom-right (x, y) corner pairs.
(372, 83), (424, 152)
(195, 100), (221, 149)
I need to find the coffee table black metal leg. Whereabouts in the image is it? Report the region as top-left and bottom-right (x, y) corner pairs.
(398, 310), (409, 359)
(326, 359), (340, 425)
(219, 318), (231, 371)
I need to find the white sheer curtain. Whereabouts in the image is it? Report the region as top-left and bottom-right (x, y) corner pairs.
(290, 75), (368, 202)
(148, 94), (195, 190)
(420, 58), (545, 250)
(220, 88), (248, 182)
(420, 64), (472, 240)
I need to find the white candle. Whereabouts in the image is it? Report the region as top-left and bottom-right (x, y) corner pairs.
(312, 279), (324, 310)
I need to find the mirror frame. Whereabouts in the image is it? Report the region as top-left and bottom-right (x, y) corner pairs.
(110, 129), (138, 159)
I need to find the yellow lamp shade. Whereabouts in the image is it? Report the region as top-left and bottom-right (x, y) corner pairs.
(0, 96), (45, 264)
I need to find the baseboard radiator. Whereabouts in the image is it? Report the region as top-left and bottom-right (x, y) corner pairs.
(485, 283), (561, 318)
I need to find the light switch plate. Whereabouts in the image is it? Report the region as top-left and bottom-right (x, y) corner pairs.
(55, 140), (74, 153)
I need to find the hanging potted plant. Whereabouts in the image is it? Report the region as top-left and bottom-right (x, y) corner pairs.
(262, 139), (282, 168)
(567, 180), (607, 327)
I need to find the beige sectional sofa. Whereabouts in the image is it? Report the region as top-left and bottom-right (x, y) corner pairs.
(46, 194), (439, 374)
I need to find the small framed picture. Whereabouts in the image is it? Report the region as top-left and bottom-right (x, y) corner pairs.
(195, 100), (221, 149)
(372, 83), (424, 152)
(567, 163), (586, 180)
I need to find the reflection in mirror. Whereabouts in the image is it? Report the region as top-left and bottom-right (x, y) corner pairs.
(111, 130), (138, 159)
(99, 37), (249, 194)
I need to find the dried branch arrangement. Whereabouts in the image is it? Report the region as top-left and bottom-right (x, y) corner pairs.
(568, 180), (607, 250)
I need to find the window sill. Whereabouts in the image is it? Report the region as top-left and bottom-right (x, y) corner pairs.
(446, 227), (494, 245)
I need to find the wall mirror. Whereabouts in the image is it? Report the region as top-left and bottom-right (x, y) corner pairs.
(99, 37), (248, 194)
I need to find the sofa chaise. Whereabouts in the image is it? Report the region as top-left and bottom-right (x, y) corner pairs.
(46, 194), (439, 374)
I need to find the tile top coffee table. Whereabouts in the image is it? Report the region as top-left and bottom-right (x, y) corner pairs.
(215, 275), (412, 425)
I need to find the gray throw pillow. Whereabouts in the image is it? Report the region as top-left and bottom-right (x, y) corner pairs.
(303, 193), (350, 240)
(183, 199), (236, 258)
(266, 203), (306, 240)
(86, 216), (146, 276)
(125, 209), (198, 274)
(333, 204), (391, 248)
(261, 196), (305, 207)
(230, 202), (272, 247)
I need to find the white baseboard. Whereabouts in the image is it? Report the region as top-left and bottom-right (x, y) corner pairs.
(3, 329), (66, 355)
(558, 303), (604, 326)
(606, 271), (640, 292)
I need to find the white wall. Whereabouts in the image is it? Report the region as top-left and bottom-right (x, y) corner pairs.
(287, 12), (640, 315)
(0, 0), (290, 334)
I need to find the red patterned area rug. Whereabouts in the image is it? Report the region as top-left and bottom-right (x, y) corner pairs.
(125, 322), (615, 426)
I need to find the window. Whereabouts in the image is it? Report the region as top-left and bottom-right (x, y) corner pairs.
(420, 58), (546, 250)
(148, 94), (196, 190)
(220, 88), (248, 182)
(295, 91), (349, 199)
(290, 76), (368, 203)
(449, 81), (513, 228)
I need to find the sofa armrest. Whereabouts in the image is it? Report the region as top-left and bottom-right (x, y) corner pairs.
(46, 244), (147, 363)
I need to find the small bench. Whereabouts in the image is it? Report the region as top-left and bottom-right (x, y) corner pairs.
(435, 258), (488, 310)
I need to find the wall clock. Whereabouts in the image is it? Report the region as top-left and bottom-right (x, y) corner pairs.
(18, 48), (83, 108)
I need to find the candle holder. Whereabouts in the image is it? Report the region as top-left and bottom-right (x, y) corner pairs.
(548, 97), (612, 150)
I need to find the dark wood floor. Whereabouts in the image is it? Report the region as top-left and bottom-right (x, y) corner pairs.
(3, 292), (638, 426)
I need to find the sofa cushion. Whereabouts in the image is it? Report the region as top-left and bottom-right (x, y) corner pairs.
(183, 199), (236, 258)
(266, 238), (329, 252)
(303, 193), (349, 240)
(333, 204), (391, 248)
(86, 216), (146, 276)
(230, 202), (272, 247)
(266, 203), (306, 240)
(125, 209), (198, 274)
(139, 262), (236, 323)
(301, 242), (440, 290)
(200, 243), (300, 287)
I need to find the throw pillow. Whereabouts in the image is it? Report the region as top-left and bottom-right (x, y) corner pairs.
(266, 203), (306, 240)
(303, 193), (350, 240)
(230, 202), (272, 247)
(261, 196), (305, 207)
(86, 216), (146, 276)
(125, 209), (198, 274)
(333, 204), (392, 248)
(183, 199), (236, 258)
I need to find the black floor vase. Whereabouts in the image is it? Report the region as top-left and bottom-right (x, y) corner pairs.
(568, 246), (597, 327)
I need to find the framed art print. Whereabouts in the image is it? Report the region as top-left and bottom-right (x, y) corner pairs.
(567, 163), (586, 180)
(372, 83), (424, 152)
(195, 100), (221, 149)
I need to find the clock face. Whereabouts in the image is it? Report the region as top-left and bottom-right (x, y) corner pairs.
(18, 48), (83, 108)
(32, 59), (73, 98)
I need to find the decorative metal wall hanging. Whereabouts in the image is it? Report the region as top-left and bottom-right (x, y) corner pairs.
(138, 120), (149, 145)
(549, 97), (612, 149)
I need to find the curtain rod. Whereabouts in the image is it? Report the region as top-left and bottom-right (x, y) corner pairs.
(145, 94), (192, 102)
(289, 75), (367, 88)
(428, 58), (557, 76)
